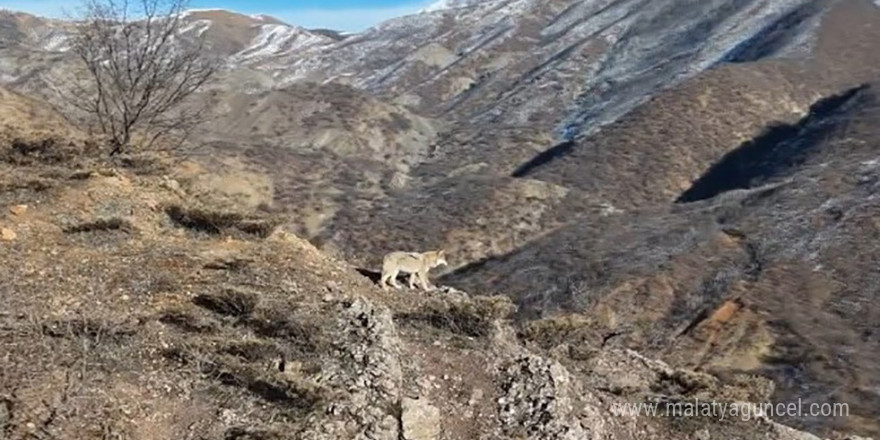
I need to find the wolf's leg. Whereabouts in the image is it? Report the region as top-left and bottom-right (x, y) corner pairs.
(419, 270), (433, 291)
(389, 269), (403, 289)
(408, 273), (418, 289)
(380, 270), (391, 291)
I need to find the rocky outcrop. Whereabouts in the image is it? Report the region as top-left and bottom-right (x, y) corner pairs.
(303, 299), (403, 440)
(497, 355), (594, 440)
(401, 397), (441, 440)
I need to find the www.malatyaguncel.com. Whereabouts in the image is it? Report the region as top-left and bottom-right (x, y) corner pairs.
(610, 398), (850, 421)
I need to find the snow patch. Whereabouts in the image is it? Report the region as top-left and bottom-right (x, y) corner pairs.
(181, 8), (228, 18)
(232, 24), (331, 62)
(250, 14), (277, 22)
(419, 0), (489, 13)
(40, 33), (69, 52)
(180, 19), (211, 37)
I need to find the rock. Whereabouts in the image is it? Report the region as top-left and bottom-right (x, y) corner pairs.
(694, 428), (711, 440)
(0, 399), (10, 427)
(401, 397), (440, 440)
(1, 228), (16, 241)
(9, 205), (27, 216)
(144, 197), (160, 212)
(389, 172), (410, 190)
(161, 176), (181, 192)
(300, 298), (403, 440)
(497, 355), (592, 440)
(468, 388), (483, 406)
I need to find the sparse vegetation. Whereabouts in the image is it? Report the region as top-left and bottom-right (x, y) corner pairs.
(193, 288), (258, 317)
(3, 0), (880, 437)
(165, 204), (281, 238)
(61, 0), (218, 154)
(396, 294), (515, 338)
(518, 313), (597, 350)
(62, 217), (132, 233)
(2, 136), (99, 166)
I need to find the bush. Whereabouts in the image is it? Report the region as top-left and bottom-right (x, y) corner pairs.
(397, 294), (515, 338)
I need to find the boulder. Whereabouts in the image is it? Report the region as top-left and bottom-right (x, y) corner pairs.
(401, 396), (440, 440)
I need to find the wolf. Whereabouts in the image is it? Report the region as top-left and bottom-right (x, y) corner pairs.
(379, 250), (447, 291)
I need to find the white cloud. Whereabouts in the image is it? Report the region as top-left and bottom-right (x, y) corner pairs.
(272, 2), (433, 32)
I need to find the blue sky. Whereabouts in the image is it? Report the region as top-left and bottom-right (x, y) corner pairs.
(2, 0), (438, 31)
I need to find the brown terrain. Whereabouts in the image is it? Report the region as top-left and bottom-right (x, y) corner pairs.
(2, 86), (856, 440)
(443, 1), (880, 436)
(2, 0), (880, 438)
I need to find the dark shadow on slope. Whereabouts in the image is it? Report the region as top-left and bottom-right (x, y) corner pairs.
(355, 268), (381, 284)
(439, 257), (494, 284)
(720, 0), (825, 63)
(511, 140), (576, 178)
(676, 84), (869, 203)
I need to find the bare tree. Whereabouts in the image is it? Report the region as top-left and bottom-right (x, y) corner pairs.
(64, 0), (218, 155)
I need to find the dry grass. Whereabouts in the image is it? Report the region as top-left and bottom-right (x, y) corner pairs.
(396, 293), (515, 338)
(62, 217), (133, 234)
(0, 93), (370, 437)
(165, 204), (282, 238)
(193, 289), (259, 317)
(518, 313), (598, 351)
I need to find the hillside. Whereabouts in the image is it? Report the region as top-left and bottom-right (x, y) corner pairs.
(520, 0), (880, 207)
(322, 2), (880, 436)
(445, 65), (880, 438)
(1, 87), (857, 440)
(2, 0), (880, 438)
(0, 0), (850, 136)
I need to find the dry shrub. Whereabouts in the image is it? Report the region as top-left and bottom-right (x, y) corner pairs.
(193, 289), (259, 317)
(518, 314), (596, 350)
(224, 426), (289, 440)
(397, 295), (515, 338)
(2, 137), (99, 166)
(41, 318), (137, 343)
(62, 217), (132, 234)
(158, 309), (219, 333)
(220, 340), (281, 362)
(244, 308), (325, 355)
(165, 204), (281, 238)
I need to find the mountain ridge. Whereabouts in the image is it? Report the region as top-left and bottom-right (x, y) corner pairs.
(1, 0), (852, 137)
(2, 0), (880, 436)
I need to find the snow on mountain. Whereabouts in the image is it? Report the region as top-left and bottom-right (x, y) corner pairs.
(179, 19), (213, 37)
(0, 0), (846, 139)
(240, 0), (830, 141)
(231, 24), (332, 62)
(420, 0), (487, 13)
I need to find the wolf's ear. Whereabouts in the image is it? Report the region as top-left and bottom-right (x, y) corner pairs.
(438, 249), (445, 257)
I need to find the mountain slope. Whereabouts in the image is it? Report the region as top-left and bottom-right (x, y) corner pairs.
(3, 1), (880, 437)
(0, 0), (847, 137)
(246, 0), (832, 138)
(443, 79), (880, 438)
(311, 4), (880, 435)
(517, 0), (880, 208)
(0, 85), (848, 440)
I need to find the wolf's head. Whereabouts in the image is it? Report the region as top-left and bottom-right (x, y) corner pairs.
(432, 250), (448, 268)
